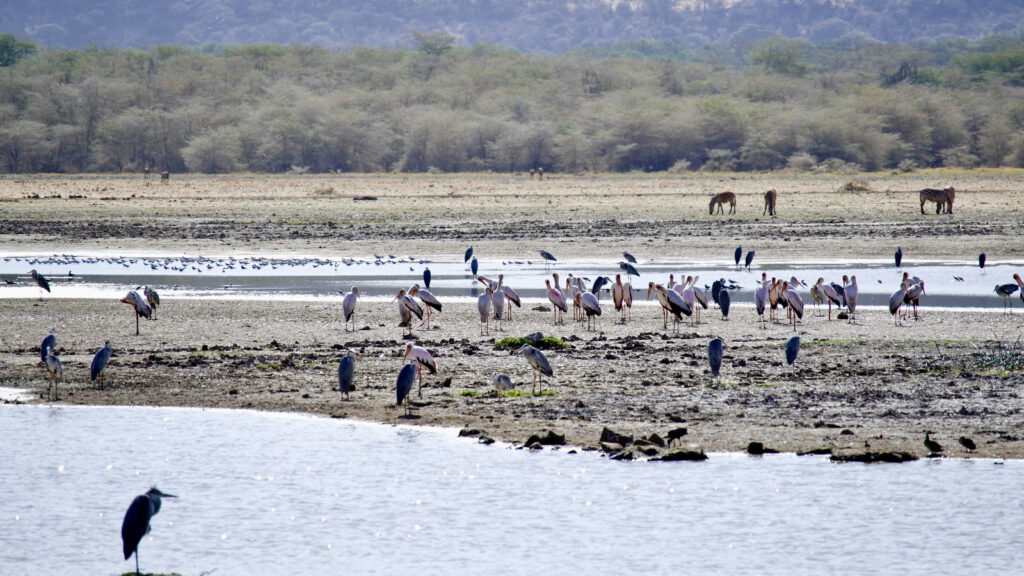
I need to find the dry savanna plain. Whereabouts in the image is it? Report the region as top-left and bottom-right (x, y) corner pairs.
(2, 170), (1024, 461)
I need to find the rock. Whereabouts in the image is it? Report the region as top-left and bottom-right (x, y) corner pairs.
(646, 433), (666, 448)
(526, 441), (544, 450)
(609, 448), (635, 461)
(796, 448), (833, 456)
(655, 449), (708, 462)
(600, 427), (633, 446)
(458, 428), (485, 438)
(600, 441), (624, 454)
(525, 430), (566, 446)
(478, 436), (495, 445)
(829, 451), (918, 463)
(840, 429), (854, 436)
(747, 441), (779, 455)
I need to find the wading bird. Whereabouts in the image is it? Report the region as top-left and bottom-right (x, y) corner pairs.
(338, 350), (358, 400)
(122, 487), (176, 576)
(889, 282), (908, 326)
(91, 341), (113, 388)
(785, 336), (800, 365)
(393, 289), (423, 336)
(744, 250), (755, 271)
(734, 246), (742, 268)
(995, 281), (1020, 314)
(423, 267), (432, 288)
(894, 246), (903, 268)
(539, 250), (557, 266)
(40, 331), (56, 364)
(844, 275), (859, 324)
(491, 284), (506, 331)
(143, 286), (160, 319)
(959, 436), (976, 452)
(492, 372), (514, 397)
(719, 288), (731, 320)
(545, 279), (567, 325)
(619, 261), (640, 280)
(783, 281), (804, 331)
(579, 290), (601, 331)
(396, 363), (417, 416)
(477, 287), (493, 335)
(924, 432), (943, 455)
(518, 344), (553, 393)
(904, 280), (925, 321)
(464, 246), (473, 262)
(30, 269), (50, 299)
(403, 343), (437, 398)
(499, 275), (521, 321)
(708, 338), (724, 381)
(754, 280), (768, 329)
(341, 287), (360, 331)
(470, 257), (479, 277)
(120, 290), (152, 336)
(978, 253), (986, 270)
(623, 252), (638, 264)
(44, 346), (62, 401)
(410, 283), (442, 329)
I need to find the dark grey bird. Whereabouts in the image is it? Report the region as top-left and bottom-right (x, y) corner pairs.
(719, 288), (731, 319)
(143, 286), (160, 319)
(894, 246), (903, 268)
(396, 363), (417, 416)
(464, 246), (473, 262)
(711, 279), (724, 306)
(122, 487), (176, 576)
(519, 344), (553, 393)
(978, 253), (986, 270)
(619, 261), (639, 279)
(785, 336), (800, 365)
(734, 246), (742, 268)
(622, 252), (637, 264)
(338, 351), (357, 400)
(590, 275), (610, 295)
(995, 282), (1020, 314)
(744, 250), (755, 270)
(90, 341), (113, 387)
(491, 372), (514, 397)
(423, 267), (431, 289)
(30, 269), (50, 298)
(40, 332), (56, 363)
(539, 250), (557, 263)
(829, 281), (847, 308)
(708, 338), (724, 379)
(924, 432), (943, 455)
(958, 436), (976, 452)
(470, 257), (479, 277)
(44, 345), (62, 401)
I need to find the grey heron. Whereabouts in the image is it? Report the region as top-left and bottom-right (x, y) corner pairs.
(423, 267), (432, 288)
(518, 344), (553, 393)
(396, 363), (417, 416)
(122, 487), (176, 576)
(708, 338), (724, 380)
(90, 341), (113, 388)
(734, 246), (742, 268)
(40, 331), (56, 364)
(44, 346), (62, 401)
(744, 250), (755, 270)
(338, 351), (358, 400)
(719, 288), (731, 320)
(464, 246), (473, 262)
(894, 246), (902, 268)
(978, 253), (985, 270)
(492, 372), (514, 397)
(29, 269), (50, 299)
(785, 336), (800, 366)
(623, 252), (638, 264)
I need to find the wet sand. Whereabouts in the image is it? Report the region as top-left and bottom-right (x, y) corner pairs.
(2, 172), (1024, 459)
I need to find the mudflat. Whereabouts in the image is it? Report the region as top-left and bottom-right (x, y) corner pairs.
(2, 171), (1023, 459)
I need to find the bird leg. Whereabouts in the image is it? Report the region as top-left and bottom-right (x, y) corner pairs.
(135, 312), (140, 336)
(417, 367), (423, 398)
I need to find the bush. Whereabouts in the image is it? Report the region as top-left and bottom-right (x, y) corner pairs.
(667, 159), (692, 173)
(786, 152), (817, 172)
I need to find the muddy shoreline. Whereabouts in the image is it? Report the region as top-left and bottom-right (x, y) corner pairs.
(2, 173), (1024, 460)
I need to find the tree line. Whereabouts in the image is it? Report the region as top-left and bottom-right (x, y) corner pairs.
(1, 33), (1023, 174)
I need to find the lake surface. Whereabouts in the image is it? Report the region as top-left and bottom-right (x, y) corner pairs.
(1, 253), (1020, 309)
(2, 404), (1022, 575)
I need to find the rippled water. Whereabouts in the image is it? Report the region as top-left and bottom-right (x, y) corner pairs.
(2, 405), (1022, 575)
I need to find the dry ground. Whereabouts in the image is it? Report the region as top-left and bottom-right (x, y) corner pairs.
(2, 171), (1024, 460)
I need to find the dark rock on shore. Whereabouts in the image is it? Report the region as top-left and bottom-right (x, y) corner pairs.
(654, 449), (708, 462)
(830, 451), (918, 463)
(600, 427), (633, 447)
(747, 441), (779, 455)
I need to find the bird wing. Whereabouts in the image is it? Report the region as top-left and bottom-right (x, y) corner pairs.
(338, 356), (356, 391)
(121, 495), (152, 560)
(527, 349), (554, 376)
(91, 347), (111, 381)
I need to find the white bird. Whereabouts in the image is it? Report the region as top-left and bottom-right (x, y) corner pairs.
(120, 290), (152, 336)
(783, 281), (804, 332)
(409, 283), (442, 329)
(844, 275), (859, 324)
(545, 278), (567, 324)
(393, 289), (422, 336)
(477, 288), (493, 335)
(579, 291), (602, 331)
(403, 343), (436, 398)
(498, 275), (521, 321)
(341, 287), (360, 331)
(754, 279), (768, 329)
(491, 285), (505, 331)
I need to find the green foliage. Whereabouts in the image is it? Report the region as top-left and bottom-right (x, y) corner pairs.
(749, 37), (808, 76)
(494, 336), (569, 350)
(0, 34), (37, 67)
(413, 32), (456, 56)
(956, 49), (1024, 85)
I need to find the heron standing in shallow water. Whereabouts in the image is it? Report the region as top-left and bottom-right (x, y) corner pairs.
(30, 269), (50, 299)
(122, 487), (176, 576)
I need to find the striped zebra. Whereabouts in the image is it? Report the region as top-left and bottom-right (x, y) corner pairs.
(919, 186), (955, 214)
(709, 191), (736, 215)
(763, 189), (777, 216)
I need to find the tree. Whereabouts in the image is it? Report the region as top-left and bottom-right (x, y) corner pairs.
(749, 37), (808, 76)
(0, 34), (37, 68)
(413, 32), (457, 56)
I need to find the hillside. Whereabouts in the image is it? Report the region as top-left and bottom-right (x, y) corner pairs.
(2, 0), (1022, 52)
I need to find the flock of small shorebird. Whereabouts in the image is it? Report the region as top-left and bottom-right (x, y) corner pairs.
(22, 243), (1020, 576)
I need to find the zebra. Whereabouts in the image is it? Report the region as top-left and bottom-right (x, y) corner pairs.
(763, 189), (777, 216)
(709, 191), (736, 215)
(919, 186), (955, 215)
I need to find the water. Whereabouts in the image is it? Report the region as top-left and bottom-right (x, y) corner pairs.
(2, 405), (1022, 575)
(1, 253), (1020, 309)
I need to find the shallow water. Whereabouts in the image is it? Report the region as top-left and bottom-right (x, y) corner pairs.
(2, 405), (1022, 575)
(1, 253), (1021, 309)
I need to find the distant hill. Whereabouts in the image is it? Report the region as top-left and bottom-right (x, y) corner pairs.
(3, 0), (1022, 52)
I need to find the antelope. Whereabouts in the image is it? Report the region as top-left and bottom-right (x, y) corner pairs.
(709, 191), (736, 215)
